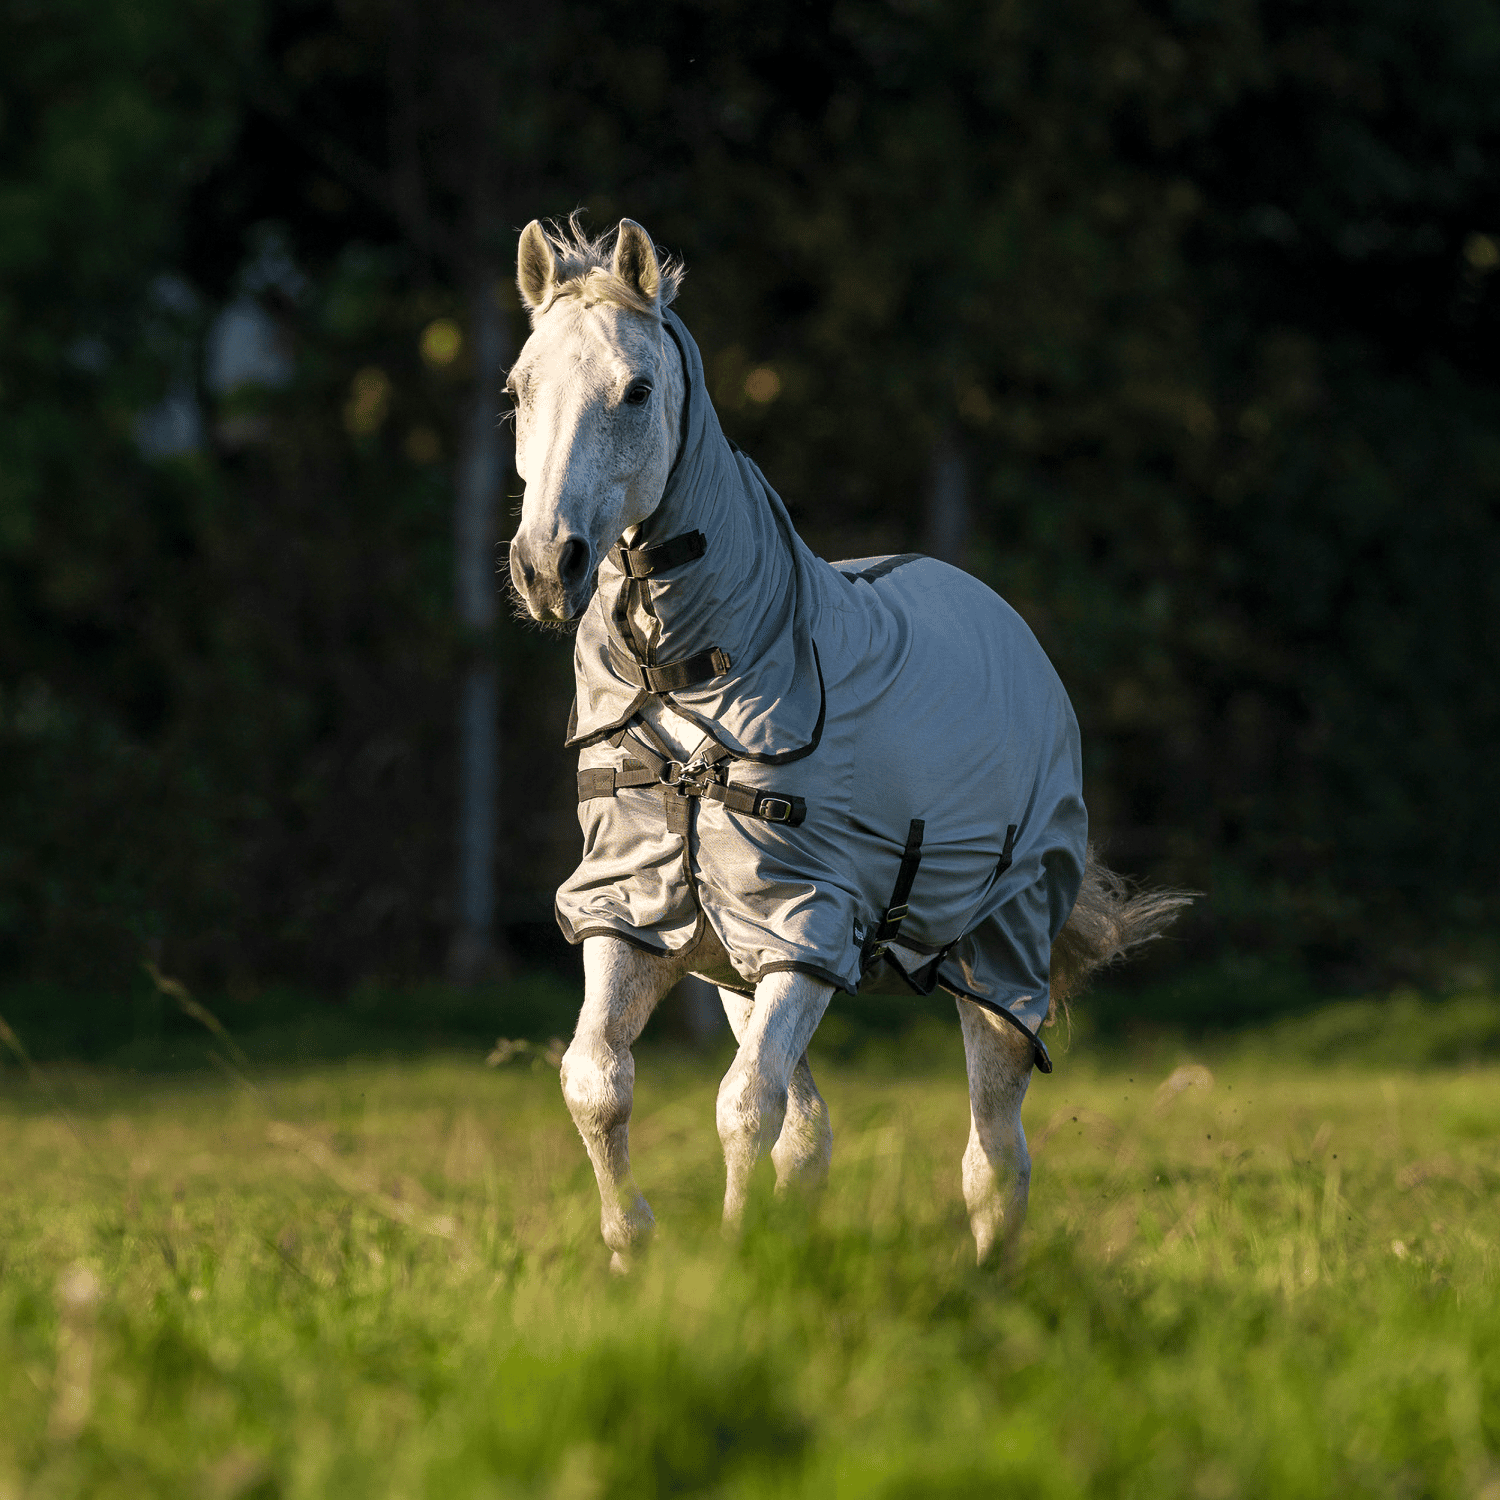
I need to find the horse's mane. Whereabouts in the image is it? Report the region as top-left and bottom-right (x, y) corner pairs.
(529, 213), (685, 319)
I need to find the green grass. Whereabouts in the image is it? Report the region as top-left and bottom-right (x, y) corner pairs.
(2, 1010), (1499, 1498)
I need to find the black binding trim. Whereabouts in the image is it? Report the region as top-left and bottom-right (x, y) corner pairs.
(947, 989), (1053, 1074)
(661, 640), (828, 766)
(861, 819), (925, 970)
(882, 944), (953, 997)
(753, 958), (850, 991)
(609, 530), (707, 578)
(564, 690), (650, 750)
(554, 913), (671, 954)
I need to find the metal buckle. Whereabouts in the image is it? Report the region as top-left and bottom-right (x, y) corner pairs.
(884, 903), (909, 922)
(670, 756), (708, 787)
(758, 796), (793, 823)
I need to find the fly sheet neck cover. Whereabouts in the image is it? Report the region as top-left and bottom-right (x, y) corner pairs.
(568, 312), (825, 762)
(558, 312), (1089, 1058)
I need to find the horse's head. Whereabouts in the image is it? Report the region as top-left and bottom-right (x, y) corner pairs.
(506, 218), (685, 622)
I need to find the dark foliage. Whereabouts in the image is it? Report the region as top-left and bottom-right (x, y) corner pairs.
(1, 0), (1496, 997)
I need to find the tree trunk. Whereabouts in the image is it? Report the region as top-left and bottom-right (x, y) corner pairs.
(449, 275), (510, 984)
(924, 427), (970, 570)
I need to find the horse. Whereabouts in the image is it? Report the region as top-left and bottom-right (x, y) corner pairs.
(506, 217), (1186, 1270)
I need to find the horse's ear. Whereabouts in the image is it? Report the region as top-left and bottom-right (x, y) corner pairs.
(517, 221), (557, 311)
(612, 219), (660, 305)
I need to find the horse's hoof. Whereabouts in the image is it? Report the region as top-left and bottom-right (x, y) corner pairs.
(609, 1250), (632, 1276)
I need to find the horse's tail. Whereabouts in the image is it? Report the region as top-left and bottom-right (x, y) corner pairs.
(1048, 845), (1194, 1016)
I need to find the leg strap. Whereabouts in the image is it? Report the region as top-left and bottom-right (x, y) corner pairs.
(862, 819), (924, 969)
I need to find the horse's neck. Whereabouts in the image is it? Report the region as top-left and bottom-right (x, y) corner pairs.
(609, 314), (801, 764)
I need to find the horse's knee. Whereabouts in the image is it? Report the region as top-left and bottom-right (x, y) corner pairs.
(963, 1119), (1030, 1192)
(964, 1132), (1029, 1198)
(560, 1040), (630, 1139)
(716, 1059), (787, 1161)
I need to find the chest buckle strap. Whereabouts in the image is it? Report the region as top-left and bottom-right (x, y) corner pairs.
(576, 757), (806, 831)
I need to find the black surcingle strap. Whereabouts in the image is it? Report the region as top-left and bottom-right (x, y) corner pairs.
(609, 529), (707, 578)
(995, 823), (1018, 876)
(862, 819), (925, 969)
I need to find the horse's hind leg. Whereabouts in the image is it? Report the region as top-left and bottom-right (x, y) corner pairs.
(957, 998), (1036, 1266)
(717, 985), (833, 1198)
(717, 970), (833, 1223)
(561, 935), (681, 1270)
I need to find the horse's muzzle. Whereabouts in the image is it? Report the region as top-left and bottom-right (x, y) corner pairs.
(510, 531), (596, 621)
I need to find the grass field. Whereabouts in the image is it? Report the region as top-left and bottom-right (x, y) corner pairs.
(2, 1005), (1499, 1498)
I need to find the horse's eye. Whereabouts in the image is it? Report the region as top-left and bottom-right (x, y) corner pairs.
(624, 381), (652, 407)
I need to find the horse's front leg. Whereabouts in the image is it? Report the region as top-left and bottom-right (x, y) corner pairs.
(717, 970), (833, 1223)
(717, 986), (833, 1198)
(561, 934), (682, 1270)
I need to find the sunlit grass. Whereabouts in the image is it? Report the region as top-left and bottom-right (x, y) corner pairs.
(1, 1022), (1498, 1497)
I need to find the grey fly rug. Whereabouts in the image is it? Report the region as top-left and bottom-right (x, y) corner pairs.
(556, 311), (1087, 1069)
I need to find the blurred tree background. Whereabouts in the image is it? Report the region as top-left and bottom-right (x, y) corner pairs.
(2, 0), (1497, 1017)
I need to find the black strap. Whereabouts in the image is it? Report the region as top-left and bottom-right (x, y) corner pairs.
(627, 646), (733, 694)
(577, 760), (659, 800)
(688, 780), (805, 825)
(608, 530), (707, 578)
(863, 819), (924, 968)
(576, 757), (805, 827)
(996, 823), (1018, 876)
(626, 716), (682, 769)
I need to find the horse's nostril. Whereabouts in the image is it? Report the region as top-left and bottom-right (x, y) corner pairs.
(558, 537), (590, 588)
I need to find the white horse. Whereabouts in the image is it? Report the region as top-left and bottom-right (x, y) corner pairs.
(507, 217), (1184, 1270)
